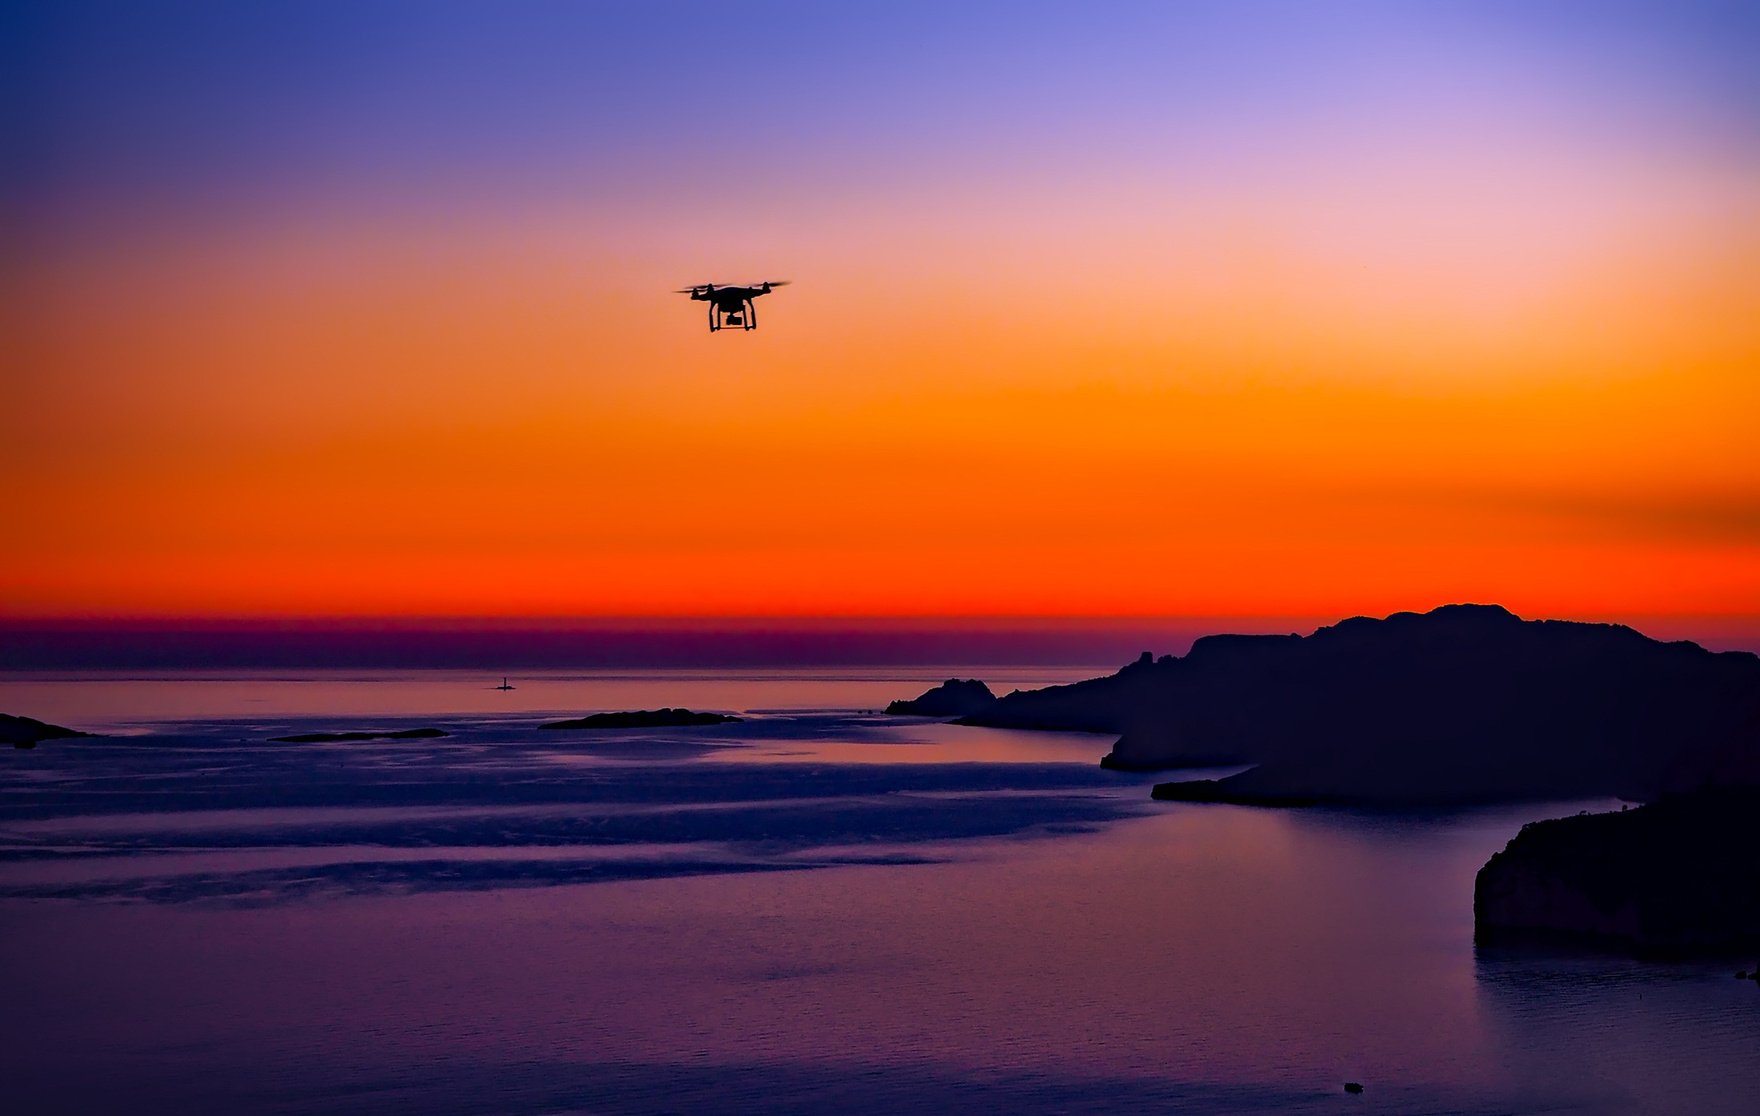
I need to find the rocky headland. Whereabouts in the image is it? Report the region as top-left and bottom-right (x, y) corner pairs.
(2, 714), (93, 749)
(540, 709), (742, 730)
(967, 604), (1760, 806)
(1474, 789), (1760, 955)
(954, 650), (1185, 741)
(886, 679), (997, 718)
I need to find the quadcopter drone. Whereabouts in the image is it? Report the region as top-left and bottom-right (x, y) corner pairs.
(673, 280), (790, 331)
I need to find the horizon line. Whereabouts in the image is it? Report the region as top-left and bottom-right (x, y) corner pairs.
(5, 606), (1760, 628)
(5, 607), (1759, 671)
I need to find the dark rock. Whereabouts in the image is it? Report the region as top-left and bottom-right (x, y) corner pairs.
(1474, 789), (1760, 956)
(2, 713), (93, 748)
(271, 727), (449, 743)
(539, 709), (742, 730)
(1344, 1082), (1365, 1095)
(955, 652), (1186, 736)
(886, 679), (997, 718)
(1150, 778), (1320, 808)
(969, 604), (1760, 805)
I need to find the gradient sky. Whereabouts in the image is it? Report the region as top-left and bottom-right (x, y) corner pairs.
(6, 1), (1758, 623)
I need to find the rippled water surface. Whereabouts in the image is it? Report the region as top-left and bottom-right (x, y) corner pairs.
(2, 670), (1756, 1114)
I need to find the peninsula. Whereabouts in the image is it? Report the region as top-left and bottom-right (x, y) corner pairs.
(965, 604), (1760, 806)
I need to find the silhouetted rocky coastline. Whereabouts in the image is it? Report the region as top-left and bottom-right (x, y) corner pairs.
(1474, 789), (1760, 955)
(964, 604), (1760, 806)
(2, 714), (92, 749)
(886, 679), (997, 718)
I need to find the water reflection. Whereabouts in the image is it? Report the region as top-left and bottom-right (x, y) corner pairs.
(3, 673), (1757, 1113)
(0, 713), (1157, 906)
(1475, 945), (1760, 1115)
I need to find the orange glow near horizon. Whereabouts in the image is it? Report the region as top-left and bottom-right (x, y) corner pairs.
(8, 186), (1759, 622)
(8, 10), (1758, 626)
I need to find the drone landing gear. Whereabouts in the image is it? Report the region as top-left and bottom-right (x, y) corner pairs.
(708, 299), (757, 332)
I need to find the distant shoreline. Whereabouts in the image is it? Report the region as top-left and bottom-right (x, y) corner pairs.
(4, 614), (1758, 670)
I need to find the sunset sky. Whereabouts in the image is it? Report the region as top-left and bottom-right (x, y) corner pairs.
(7, 2), (1758, 627)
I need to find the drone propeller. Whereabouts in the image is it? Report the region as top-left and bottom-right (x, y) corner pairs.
(671, 280), (788, 294)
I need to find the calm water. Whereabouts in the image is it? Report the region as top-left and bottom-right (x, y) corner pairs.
(2, 669), (1756, 1115)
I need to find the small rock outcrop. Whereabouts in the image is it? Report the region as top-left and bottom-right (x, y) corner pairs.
(1474, 789), (1760, 955)
(2, 713), (92, 749)
(270, 727), (449, 743)
(539, 709), (742, 730)
(886, 679), (997, 718)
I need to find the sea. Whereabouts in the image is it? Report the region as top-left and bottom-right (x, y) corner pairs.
(2, 667), (1756, 1115)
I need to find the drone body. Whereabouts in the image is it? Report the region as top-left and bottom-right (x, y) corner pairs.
(674, 280), (789, 331)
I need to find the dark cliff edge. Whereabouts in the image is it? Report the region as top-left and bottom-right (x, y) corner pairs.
(1474, 790), (1760, 956)
(969, 604), (1759, 806)
(540, 709), (742, 730)
(886, 679), (997, 718)
(2, 714), (93, 749)
(955, 651), (1183, 737)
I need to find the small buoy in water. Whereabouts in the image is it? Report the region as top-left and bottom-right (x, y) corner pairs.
(1344, 1081), (1365, 1095)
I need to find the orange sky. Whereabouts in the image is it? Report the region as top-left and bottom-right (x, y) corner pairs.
(7, 5), (1758, 624)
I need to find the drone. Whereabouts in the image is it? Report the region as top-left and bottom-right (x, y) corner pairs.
(673, 280), (789, 331)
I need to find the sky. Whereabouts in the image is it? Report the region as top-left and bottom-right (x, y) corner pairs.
(5, 1), (1758, 628)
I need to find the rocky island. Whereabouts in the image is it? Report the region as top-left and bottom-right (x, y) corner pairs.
(539, 709), (742, 729)
(2, 714), (93, 749)
(886, 679), (997, 718)
(1475, 789), (1760, 955)
(965, 604), (1760, 806)
(270, 727), (449, 743)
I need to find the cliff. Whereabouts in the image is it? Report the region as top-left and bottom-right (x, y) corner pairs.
(983, 605), (1760, 804)
(886, 679), (997, 718)
(1474, 790), (1760, 955)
